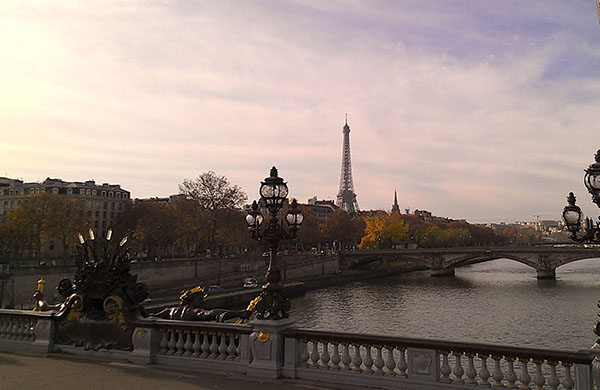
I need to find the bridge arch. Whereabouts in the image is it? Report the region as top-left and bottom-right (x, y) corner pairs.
(448, 254), (539, 270)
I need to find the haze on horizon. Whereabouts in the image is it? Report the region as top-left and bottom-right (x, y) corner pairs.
(1, 1), (599, 224)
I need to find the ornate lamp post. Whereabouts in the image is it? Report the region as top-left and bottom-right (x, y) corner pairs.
(245, 166), (303, 320)
(562, 150), (600, 242)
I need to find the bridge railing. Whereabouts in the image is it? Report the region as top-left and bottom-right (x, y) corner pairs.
(0, 308), (597, 389)
(281, 328), (596, 389)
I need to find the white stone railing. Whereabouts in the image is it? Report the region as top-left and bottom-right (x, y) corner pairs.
(0, 309), (54, 354)
(0, 309), (597, 389)
(282, 328), (596, 390)
(141, 319), (252, 374)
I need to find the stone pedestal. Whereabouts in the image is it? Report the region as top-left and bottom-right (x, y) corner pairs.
(430, 267), (455, 277)
(536, 269), (556, 279)
(247, 318), (296, 378)
(128, 327), (158, 364)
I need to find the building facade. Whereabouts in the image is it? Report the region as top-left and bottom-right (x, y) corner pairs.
(0, 177), (130, 235)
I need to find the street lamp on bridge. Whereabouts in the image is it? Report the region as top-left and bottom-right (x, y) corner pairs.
(245, 166), (303, 320)
(562, 150), (600, 242)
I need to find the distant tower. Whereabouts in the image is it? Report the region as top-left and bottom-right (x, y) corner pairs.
(336, 114), (360, 214)
(391, 190), (401, 215)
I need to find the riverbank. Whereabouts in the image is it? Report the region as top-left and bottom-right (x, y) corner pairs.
(145, 262), (427, 311)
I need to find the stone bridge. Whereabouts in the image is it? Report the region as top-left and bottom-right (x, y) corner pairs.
(339, 246), (600, 279)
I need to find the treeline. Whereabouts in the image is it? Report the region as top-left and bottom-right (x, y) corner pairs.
(0, 171), (541, 263)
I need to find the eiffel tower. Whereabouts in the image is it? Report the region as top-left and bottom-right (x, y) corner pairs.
(336, 114), (360, 214)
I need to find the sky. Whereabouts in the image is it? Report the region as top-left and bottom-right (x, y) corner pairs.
(1, 1), (600, 223)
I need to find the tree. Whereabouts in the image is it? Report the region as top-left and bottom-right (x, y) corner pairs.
(179, 172), (247, 257)
(179, 171), (247, 210)
(43, 194), (91, 261)
(358, 214), (409, 249)
(322, 209), (365, 250)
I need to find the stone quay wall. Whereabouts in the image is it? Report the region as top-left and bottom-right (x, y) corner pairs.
(0, 254), (339, 308)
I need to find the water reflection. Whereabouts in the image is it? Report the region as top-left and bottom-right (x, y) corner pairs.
(289, 258), (600, 350)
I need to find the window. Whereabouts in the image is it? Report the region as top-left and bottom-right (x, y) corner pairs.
(92, 190), (97, 196)
(116, 192), (121, 198)
(53, 188), (58, 194)
(103, 211), (107, 218)
(95, 211), (99, 218)
(9, 190), (12, 196)
(118, 203), (122, 210)
(86, 189), (91, 196)
(96, 201), (100, 209)
(67, 188), (73, 194)
(94, 221), (98, 228)
(103, 202), (107, 209)
(111, 202), (115, 210)
(109, 191), (114, 198)
(110, 212), (114, 219)
(101, 191), (106, 197)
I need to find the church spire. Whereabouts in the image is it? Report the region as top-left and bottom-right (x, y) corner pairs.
(391, 190), (401, 215)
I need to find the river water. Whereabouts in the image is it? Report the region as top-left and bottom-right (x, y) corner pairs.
(289, 259), (600, 351)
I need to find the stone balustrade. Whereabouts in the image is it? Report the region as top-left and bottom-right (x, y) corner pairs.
(0, 309), (597, 389)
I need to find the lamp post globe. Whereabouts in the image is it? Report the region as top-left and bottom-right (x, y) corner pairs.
(585, 150), (600, 207)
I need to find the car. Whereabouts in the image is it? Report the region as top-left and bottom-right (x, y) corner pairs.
(243, 278), (259, 289)
(205, 285), (224, 295)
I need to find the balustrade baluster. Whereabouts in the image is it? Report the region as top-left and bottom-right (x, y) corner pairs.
(192, 331), (202, 357)
(330, 342), (341, 370)
(159, 329), (169, 354)
(209, 332), (218, 358)
(183, 331), (193, 356)
(28, 320), (36, 341)
(175, 330), (185, 355)
(11, 320), (19, 339)
(341, 343), (352, 370)
(0, 318), (6, 337)
(200, 331), (210, 358)
(491, 355), (504, 387)
(532, 359), (545, 389)
(384, 347), (396, 376)
(465, 353), (477, 384)
(167, 331), (177, 355)
(310, 340), (320, 367)
(505, 356), (518, 388)
(397, 348), (408, 377)
(561, 362), (574, 390)
(478, 354), (490, 386)
(320, 341), (330, 368)
(363, 345), (374, 373)
(218, 333), (227, 359)
(351, 344), (362, 371)
(547, 361), (559, 390)
(518, 357), (531, 389)
(440, 351), (452, 382)
(452, 351), (465, 384)
(373, 345), (384, 375)
(299, 339), (310, 366)
(227, 335), (237, 359)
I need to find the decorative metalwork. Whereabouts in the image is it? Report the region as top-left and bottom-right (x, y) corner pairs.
(153, 285), (251, 322)
(43, 228), (149, 350)
(246, 166), (303, 320)
(336, 115), (360, 214)
(562, 150), (600, 243)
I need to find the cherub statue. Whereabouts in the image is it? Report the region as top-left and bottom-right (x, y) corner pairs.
(152, 286), (251, 322)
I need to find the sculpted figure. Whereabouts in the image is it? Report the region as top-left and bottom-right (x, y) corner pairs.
(153, 286), (251, 322)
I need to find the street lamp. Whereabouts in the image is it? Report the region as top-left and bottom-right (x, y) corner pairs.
(562, 150), (600, 242)
(246, 166), (303, 320)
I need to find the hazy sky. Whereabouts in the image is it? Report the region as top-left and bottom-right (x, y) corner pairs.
(2, 1), (600, 223)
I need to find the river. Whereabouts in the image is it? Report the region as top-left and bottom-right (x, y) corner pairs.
(289, 258), (600, 351)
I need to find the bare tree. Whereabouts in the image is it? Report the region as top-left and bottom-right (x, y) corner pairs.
(179, 171), (247, 257)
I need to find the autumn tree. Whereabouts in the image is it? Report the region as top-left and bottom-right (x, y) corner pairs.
(358, 214), (409, 249)
(43, 194), (91, 260)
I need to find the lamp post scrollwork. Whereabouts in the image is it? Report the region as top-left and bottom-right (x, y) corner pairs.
(245, 166), (303, 320)
(562, 150), (600, 243)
